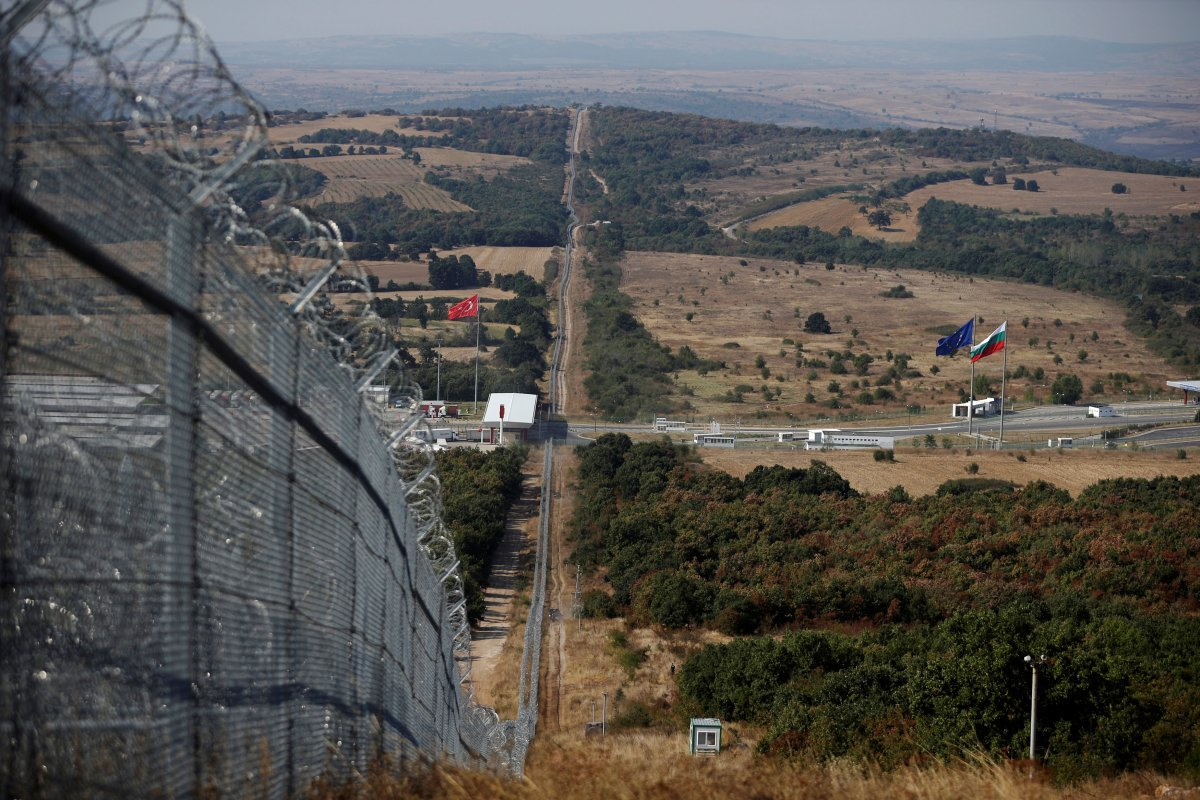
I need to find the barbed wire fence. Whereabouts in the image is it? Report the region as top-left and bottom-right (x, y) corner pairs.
(0, 1), (503, 796)
(491, 442), (553, 777)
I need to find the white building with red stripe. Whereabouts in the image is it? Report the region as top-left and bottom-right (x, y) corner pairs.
(481, 392), (538, 444)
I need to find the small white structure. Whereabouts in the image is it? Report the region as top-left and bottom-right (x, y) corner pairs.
(951, 397), (998, 418)
(1048, 437), (1073, 448)
(412, 427), (456, 444)
(777, 431), (798, 442)
(481, 392), (538, 444)
(693, 434), (735, 448)
(689, 718), (722, 755)
(362, 386), (390, 405)
(1087, 404), (1116, 418)
(807, 429), (894, 450)
(654, 417), (687, 432)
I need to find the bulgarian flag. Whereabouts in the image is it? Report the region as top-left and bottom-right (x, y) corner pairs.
(970, 321), (1007, 363)
(447, 294), (479, 320)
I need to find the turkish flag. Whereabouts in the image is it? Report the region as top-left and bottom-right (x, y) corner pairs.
(447, 294), (478, 320)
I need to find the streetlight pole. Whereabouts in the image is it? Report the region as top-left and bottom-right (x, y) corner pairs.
(435, 339), (442, 404)
(1024, 654), (1047, 773)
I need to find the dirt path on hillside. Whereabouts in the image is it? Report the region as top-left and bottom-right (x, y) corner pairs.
(538, 447), (575, 733)
(469, 450), (542, 708)
(588, 168), (609, 194)
(561, 226), (592, 418)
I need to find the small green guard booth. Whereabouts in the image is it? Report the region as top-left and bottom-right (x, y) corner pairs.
(689, 717), (722, 755)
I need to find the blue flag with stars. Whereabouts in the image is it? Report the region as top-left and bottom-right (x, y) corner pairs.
(936, 318), (974, 356)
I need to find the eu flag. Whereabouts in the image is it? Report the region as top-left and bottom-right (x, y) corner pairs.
(936, 318), (974, 356)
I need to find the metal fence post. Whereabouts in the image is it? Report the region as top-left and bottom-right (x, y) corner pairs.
(164, 214), (202, 797)
(268, 315), (299, 795)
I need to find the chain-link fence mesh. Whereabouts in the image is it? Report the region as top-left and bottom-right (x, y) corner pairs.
(1, 2), (501, 796)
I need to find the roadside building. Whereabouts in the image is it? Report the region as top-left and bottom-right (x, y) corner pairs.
(951, 397), (998, 418)
(806, 429), (895, 450)
(481, 392), (538, 444)
(1166, 380), (1200, 405)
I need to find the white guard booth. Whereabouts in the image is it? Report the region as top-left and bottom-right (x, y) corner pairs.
(689, 717), (722, 755)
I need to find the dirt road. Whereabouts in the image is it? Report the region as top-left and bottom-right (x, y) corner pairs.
(469, 450), (542, 710)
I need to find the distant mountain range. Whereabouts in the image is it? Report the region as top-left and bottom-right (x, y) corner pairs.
(213, 32), (1200, 161)
(216, 32), (1200, 74)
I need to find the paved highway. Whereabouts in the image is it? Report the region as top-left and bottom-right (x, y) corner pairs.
(567, 401), (1200, 447)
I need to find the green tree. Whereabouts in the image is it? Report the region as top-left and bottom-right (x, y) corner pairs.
(805, 312), (832, 334)
(867, 209), (893, 229)
(1051, 373), (1084, 404)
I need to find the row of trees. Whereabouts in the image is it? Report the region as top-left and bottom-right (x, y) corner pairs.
(580, 225), (722, 420)
(428, 252), (479, 290)
(436, 446), (527, 622)
(276, 143), (392, 158)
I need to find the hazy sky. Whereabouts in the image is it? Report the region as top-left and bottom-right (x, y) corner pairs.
(167, 0), (1200, 43)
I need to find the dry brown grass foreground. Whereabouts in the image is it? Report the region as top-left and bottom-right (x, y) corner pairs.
(309, 744), (1186, 800)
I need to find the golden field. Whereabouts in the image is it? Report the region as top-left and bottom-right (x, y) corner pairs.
(436, 246), (559, 278)
(303, 154), (468, 209)
(747, 168), (1198, 242)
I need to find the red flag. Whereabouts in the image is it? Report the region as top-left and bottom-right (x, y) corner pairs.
(447, 294), (478, 320)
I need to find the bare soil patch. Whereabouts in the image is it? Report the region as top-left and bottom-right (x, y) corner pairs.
(470, 448), (541, 714)
(748, 168), (1197, 242)
(748, 194), (919, 242)
(417, 147), (530, 174)
(698, 447), (1200, 498)
(619, 251), (1176, 421)
(902, 167), (1200, 219)
(302, 155), (468, 209)
(436, 246), (558, 277)
(265, 113), (444, 144)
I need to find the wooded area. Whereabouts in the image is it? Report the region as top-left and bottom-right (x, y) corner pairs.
(570, 435), (1200, 779)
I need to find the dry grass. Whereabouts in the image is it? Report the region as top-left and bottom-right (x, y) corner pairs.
(901, 167), (1200, 219)
(307, 749), (1186, 799)
(618, 251), (1175, 421)
(303, 155), (468, 209)
(698, 447), (1200, 498)
(749, 168), (1199, 243)
(748, 193), (919, 242)
(418, 147), (530, 173)
(436, 246), (559, 277)
(265, 113), (447, 144)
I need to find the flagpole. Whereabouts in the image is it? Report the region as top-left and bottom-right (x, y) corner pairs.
(999, 322), (1007, 449)
(968, 313), (976, 439)
(473, 305), (481, 416)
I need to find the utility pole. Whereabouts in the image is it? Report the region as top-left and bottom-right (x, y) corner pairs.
(1025, 654), (1047, 776)
(602, 692), (607, 736)
(572, 564), (581, 631)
